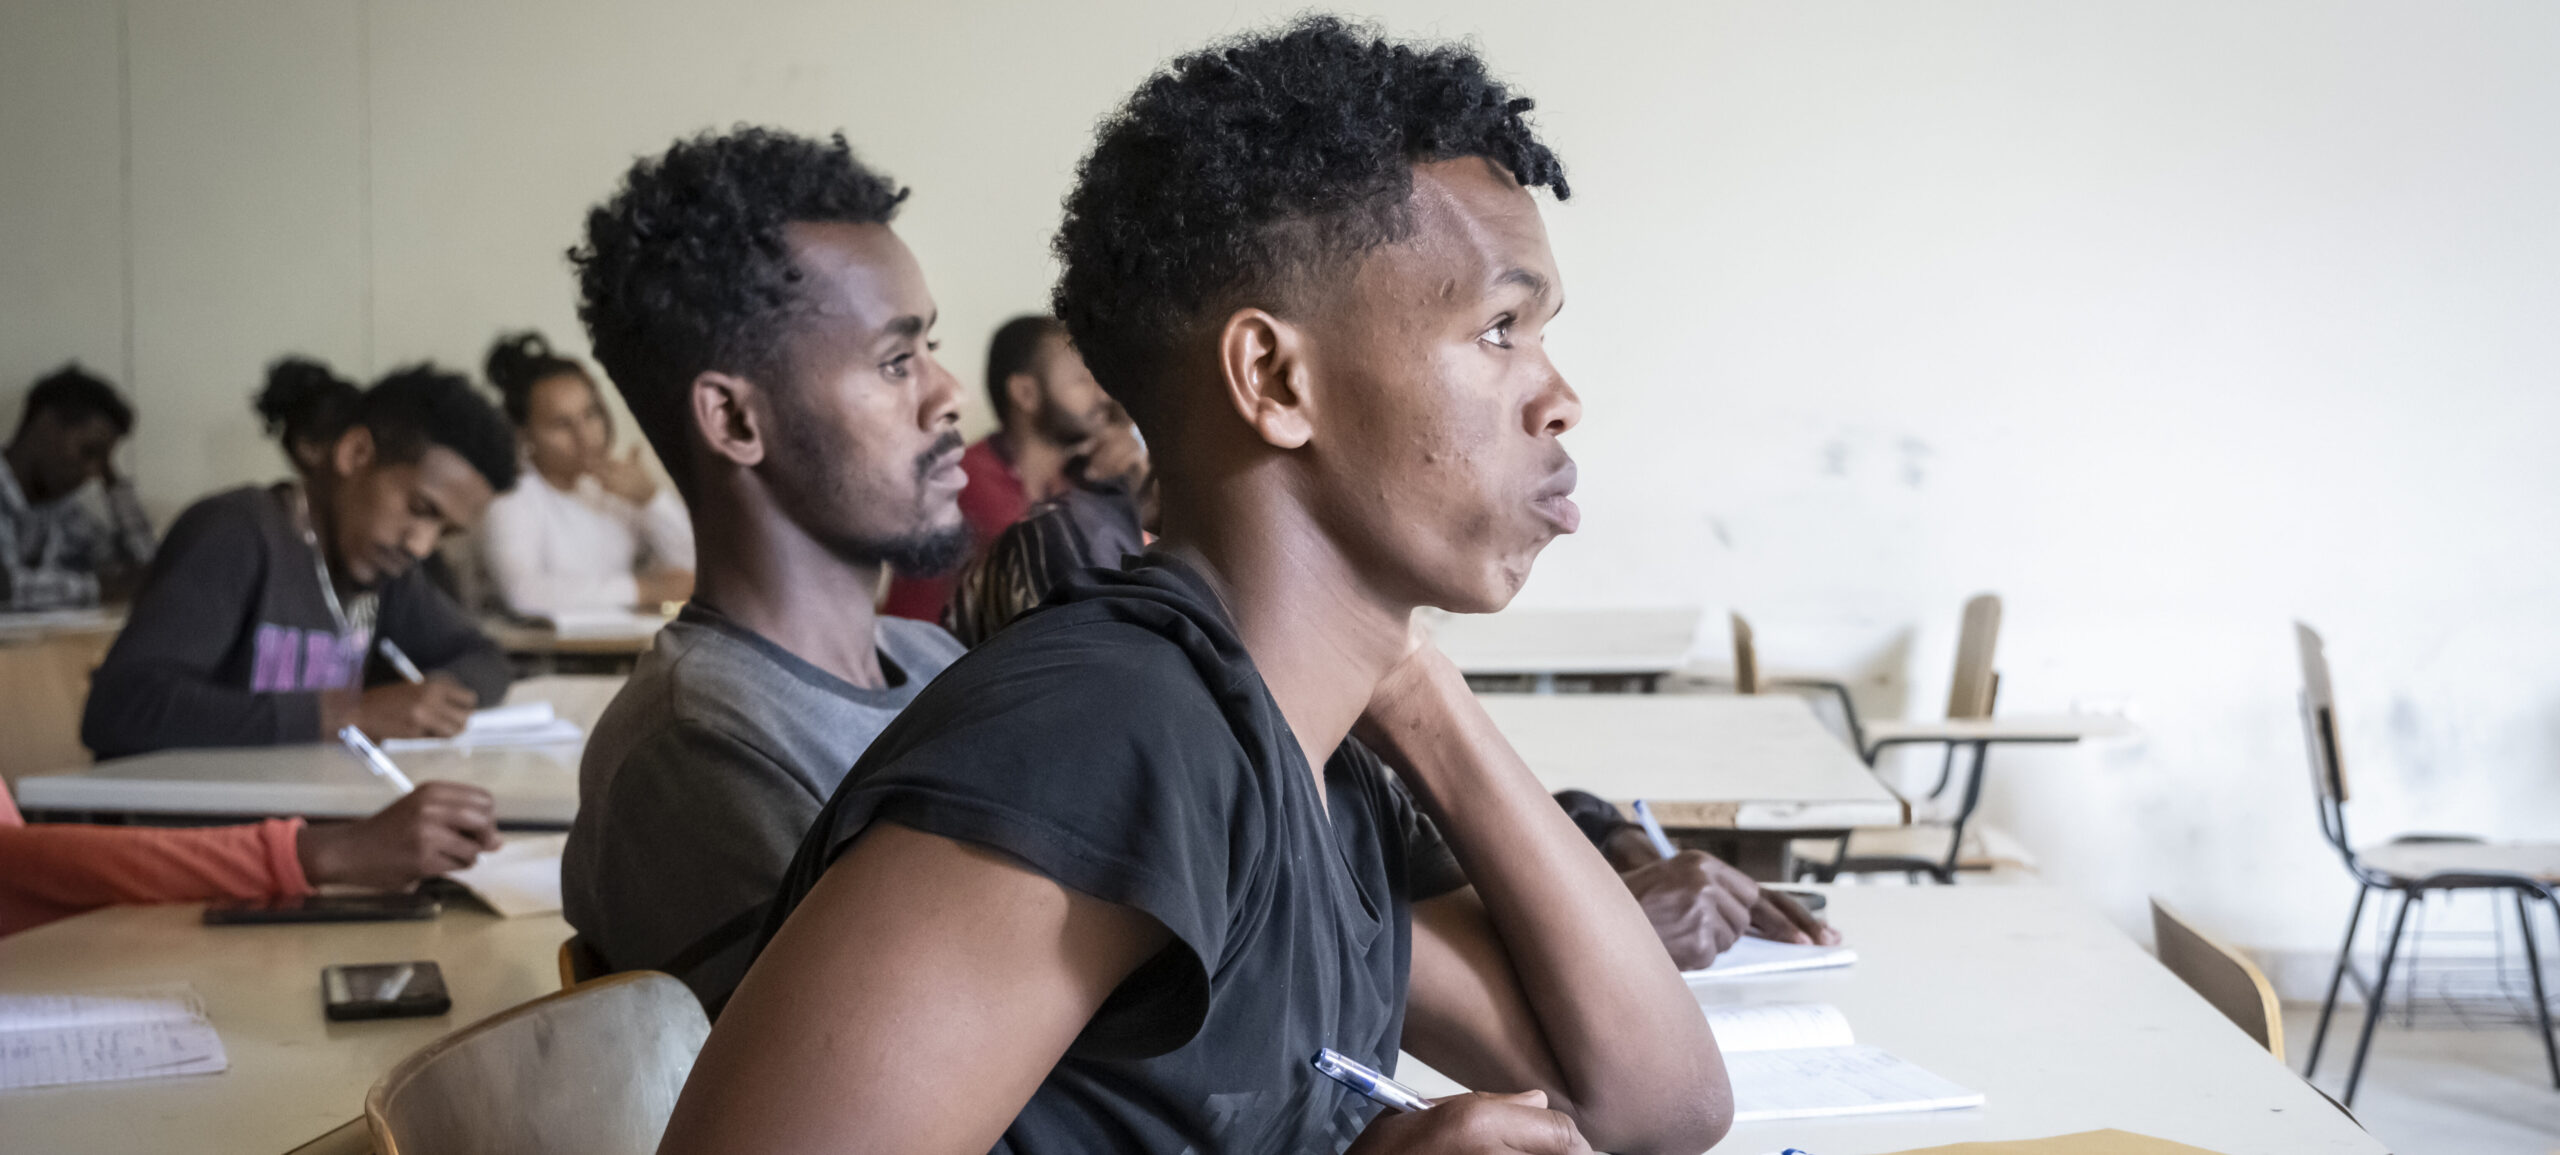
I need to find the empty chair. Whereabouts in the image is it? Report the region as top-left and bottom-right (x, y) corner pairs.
(366, 971), (709, 1155)
(2293, 622), (2560, 1106)
(2150, 897), (2284, 1059)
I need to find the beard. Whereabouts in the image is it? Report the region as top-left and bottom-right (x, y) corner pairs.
(764, 403), (972, 578)
(1032, 391), (1099, 448)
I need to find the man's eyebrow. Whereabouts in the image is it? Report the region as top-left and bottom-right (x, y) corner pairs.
(1495, 267), (1549, 295)
(877, 309), (939, 345)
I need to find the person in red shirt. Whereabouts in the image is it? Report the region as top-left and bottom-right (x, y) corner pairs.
(880, 315), (1144, 623)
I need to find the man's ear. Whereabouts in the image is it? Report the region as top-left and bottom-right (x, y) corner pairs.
(1004, 372), (1044, 427)
(690, 371), (766, 468)
(330, 425), (376, 479)
(1214, 308), (1314, 450)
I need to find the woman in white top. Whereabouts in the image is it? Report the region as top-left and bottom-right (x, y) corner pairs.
(479, 332), (694, 618)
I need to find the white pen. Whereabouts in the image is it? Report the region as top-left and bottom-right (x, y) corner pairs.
(377, 637), (428, 684)
(1633, 798), (1679, 859)
(1311, 1048), (1433, 1113)
(338, 724), (417, 794)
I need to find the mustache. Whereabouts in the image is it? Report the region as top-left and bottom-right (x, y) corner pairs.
(912, 431), (965, 485)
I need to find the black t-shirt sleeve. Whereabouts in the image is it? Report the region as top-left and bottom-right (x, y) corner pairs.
(802, 621), (1254, 1058)
(81, 494), (313, 756)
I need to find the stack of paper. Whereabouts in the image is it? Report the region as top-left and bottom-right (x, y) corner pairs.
(445, 833), (567, 917)
(1685, 935), (1858, 982)
(1705, 1002), (1983, 1122)
(384, 701), (583, 751)
(0, 985), (228, 1090)
(549, 609), (670, 640)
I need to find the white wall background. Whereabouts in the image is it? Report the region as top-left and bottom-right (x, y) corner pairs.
(4, 0), (2555, 983)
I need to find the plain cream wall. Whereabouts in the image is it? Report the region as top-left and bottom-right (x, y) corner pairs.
(4, 0), (2556, 982)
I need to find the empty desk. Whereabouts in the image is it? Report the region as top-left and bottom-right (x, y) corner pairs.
(1427, 607), (1699, 691)
(1477, 693), (1907, 877)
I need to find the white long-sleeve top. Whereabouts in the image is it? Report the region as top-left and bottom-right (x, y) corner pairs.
(479, 471), (694, 618)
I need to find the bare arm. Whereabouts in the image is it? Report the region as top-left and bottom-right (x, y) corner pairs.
(1363, 643), (1728, 1155)
(656, 822), (1170, 1155)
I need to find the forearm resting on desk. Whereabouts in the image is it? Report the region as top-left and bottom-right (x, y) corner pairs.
(1361, 646), (1727, 1155)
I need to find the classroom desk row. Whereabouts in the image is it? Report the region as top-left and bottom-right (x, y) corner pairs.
(15, 690), (1912, 861)
(0, 886), (2384, 1154)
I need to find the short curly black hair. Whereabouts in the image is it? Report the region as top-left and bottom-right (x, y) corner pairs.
(19, 363), (134, 438)
(1052, 15), (1567, 434)
(570, 127), (909, 490)
(358, 363), (520, 495)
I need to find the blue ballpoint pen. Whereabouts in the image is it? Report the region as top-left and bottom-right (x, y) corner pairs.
(1633, 798), (1679, 859)
(1311, 1048), (1433, 1113)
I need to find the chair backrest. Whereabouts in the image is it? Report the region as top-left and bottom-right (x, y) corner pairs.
(559, 935), (611, 989)
(2294, 621), (2347, 803)
(1944, 594), (2002, 719)
(2150, 897), (2285, 1061)
(366, 971), (709, 1155)
(1729, 612), (1763, 695)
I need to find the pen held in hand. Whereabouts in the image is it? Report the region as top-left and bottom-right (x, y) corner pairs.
(377, 637), (427, 684)
(1312, 1048), (1432, 1113)
(1633, 798), (1679, 859)
(338, 725), (417, 794)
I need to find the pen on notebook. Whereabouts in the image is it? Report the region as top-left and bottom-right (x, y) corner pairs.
(377, 637), (427, 684)
(338, 724), (417, 794)
(1633, 798), (1679, 859)
(1311, 1048), (1433, 1114)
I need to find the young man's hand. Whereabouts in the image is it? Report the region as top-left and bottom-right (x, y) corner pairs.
(295, 780), (502, 888)
(1618, 850), (1755, 970)
(352, 677), (478, 739)
(1345, 1091), (1593, 1155)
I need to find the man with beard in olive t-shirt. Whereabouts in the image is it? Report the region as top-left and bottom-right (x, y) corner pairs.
(662, 19), (1731, 1155)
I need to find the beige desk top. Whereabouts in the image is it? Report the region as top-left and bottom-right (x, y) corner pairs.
(1426, 607), (1701, 677)
(13, 676), (622, 826)
(1409, 885), (2387, 1154)
(1476, 693), (1907, 830)
(0, 903), (567, 1154)
(487, 617), (664, 657)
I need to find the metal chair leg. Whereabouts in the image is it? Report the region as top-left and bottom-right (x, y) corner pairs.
(2517, 889), (2560, 1090)
(2304, 882), (2369, 1080)
(2343, 891), (2416, 1106)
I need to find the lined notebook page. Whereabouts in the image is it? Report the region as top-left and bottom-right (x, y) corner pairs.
(1685, 936), (1859, 982)
(1702, 1002), (1856, 1052)
(0, 985), (229, 1090)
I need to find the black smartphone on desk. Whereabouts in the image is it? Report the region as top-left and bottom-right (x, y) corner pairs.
(202, 891), (441, 925)
(321, 961), (452, 1021)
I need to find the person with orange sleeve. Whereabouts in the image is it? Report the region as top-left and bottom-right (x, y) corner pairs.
(0, 778), (498, 936)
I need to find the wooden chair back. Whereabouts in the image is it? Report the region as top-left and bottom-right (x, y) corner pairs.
(1729, 612), (1763, 695)
(558, 935), (611, 989)
(1944, 594), (2002, 719)
(2150, 897), (2286, 1060)
(365, 972), (708, 1155)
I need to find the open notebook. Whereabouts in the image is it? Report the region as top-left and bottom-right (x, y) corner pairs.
(0, 985), (228, 1090)
(1708, 1002), (1983, 1122)
(1685, 935), (1858, 982)
(383, 700), (583, 751)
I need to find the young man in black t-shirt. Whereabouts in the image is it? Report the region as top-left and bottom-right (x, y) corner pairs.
(664, 19), (1730, 1155)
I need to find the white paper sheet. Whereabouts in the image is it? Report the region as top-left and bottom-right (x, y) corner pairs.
(0, 985), (228, 1090)
(444, 833), (566, 917)
(1703, 1002), (1857, 1053)
(383, 701), (584, 751)
(1684, 936), (1859, 982)
(1726, 1044), (1984, 1122)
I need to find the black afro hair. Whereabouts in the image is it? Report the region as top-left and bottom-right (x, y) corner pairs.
(358, 363), (521, 495)
(1051, 15), (1568, 434)
(569, 127), (908, 491)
